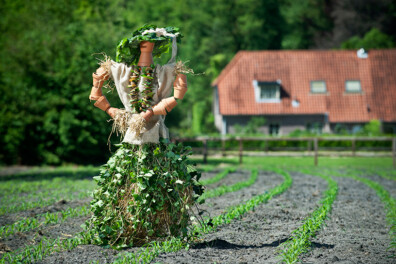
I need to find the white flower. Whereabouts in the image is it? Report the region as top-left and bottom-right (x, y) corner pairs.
(175, 179), (184, 184)
(142, 28), (180, 38)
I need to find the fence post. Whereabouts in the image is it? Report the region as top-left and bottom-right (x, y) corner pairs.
(221, 139), (226, 157)
(239, 138), (243, 164)
(314, 138), (318, 166)
(393, 138), (396, 169)
(203, 139), (208, 164)
(265, 139), (268, 153)
(352, 138), (356, 157)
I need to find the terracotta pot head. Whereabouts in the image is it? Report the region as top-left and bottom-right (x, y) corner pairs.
(138, 41), (155, 67)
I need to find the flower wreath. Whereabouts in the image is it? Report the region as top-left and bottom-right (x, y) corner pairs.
(116, 24), (182, 65)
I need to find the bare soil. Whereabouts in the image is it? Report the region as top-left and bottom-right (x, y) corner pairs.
(1, 170), (395, 263)
(302, 176), (395, 264)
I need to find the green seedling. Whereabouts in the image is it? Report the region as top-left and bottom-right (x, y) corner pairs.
(278, 170), (338, 264)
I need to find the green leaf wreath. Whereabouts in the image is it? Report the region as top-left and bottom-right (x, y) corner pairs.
(116, 24), (183, 65)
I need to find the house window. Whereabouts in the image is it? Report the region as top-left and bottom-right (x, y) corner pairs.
(269, 124), (280, 135)
(310, 81), (327, 93)
(306, 122), (323, 134)
(253, 80), (281, 102)
(345, 80), (361, 93)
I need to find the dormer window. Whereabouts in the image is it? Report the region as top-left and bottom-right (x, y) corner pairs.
(310, 81), (327, 93)
(253, 80), (281, 103)
(345, 80), (361, 93)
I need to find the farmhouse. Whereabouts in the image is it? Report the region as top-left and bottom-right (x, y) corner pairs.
(212, 49), (396, 135)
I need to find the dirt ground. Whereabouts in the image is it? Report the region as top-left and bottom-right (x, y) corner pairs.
(1, 170), (395, 263)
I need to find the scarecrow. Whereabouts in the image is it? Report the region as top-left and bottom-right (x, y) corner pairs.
(86, 25), (204, 248)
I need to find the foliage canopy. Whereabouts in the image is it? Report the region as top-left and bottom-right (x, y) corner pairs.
(0, 0), (394, 165)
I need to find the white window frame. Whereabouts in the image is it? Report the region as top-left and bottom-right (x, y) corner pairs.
(345, 80), (362, 93)
(310, 80), (327, 93)
(253, 80), (281, 103)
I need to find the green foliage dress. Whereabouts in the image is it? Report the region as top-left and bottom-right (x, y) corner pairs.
(88, 141), (203, 247)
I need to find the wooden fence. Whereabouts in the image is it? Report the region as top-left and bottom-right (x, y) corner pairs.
(173, 137), (396, 168)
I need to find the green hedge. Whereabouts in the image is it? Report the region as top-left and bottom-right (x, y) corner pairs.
(179, 138), (393, 151)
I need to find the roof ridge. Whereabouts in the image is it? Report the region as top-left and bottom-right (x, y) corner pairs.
(212, 51), (247, 86)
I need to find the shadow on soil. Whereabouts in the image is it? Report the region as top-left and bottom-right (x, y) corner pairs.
(192, 238), (334, 250)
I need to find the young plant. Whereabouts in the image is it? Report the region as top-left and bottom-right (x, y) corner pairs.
(200, 167), (235, 186)
(199, 169), (257, 201)
(278, 170), (338, 264)
(333, 168), (396, 257)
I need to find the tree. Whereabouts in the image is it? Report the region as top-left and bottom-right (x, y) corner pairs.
(280, 0), (333, 49)
(341, 28), (395, 49)
(323, 0), (395, 48)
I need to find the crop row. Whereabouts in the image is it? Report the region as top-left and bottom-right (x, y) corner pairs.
(0, 206), (89, 239)
(0, 233), (87, 264)
(0, 168), (266, 263)
(198, 168), (257, 201)
(0, 189), (92, 216)
(200, 167), (236, 186)
(0, 167), (237, 263)
(0, 168), (238, 240)
(112, 169), (292, 263)
(0, 168), (236, 240)
(365, 168), (396, 181)
(0, 167), (98, 196)
(278, 170), (338, 263)
(3, 166), (392, 263)
(1, 180), (94, 214)
(334, 168), (396, 255)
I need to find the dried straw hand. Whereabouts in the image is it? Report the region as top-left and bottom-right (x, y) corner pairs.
(111, 111), (147, 138)
(174, 60), (195, 75)
(128, 114), (146, 138)
(110, 110), (132, 137)
(95, 53), (115, 91)
(98, 53), (113, 75)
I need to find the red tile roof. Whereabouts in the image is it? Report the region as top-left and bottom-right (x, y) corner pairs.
(213, 50), (396, 123)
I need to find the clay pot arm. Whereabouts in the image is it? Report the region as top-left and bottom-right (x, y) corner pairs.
(151, 97), (178, 116)
(173, 74), (187, 100)
(89, 67), (110, 100)
(94, 95), (118, 118)
(140, 109), (154, 121)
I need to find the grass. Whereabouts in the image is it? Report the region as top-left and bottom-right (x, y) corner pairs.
(191, 156), (394, 171)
